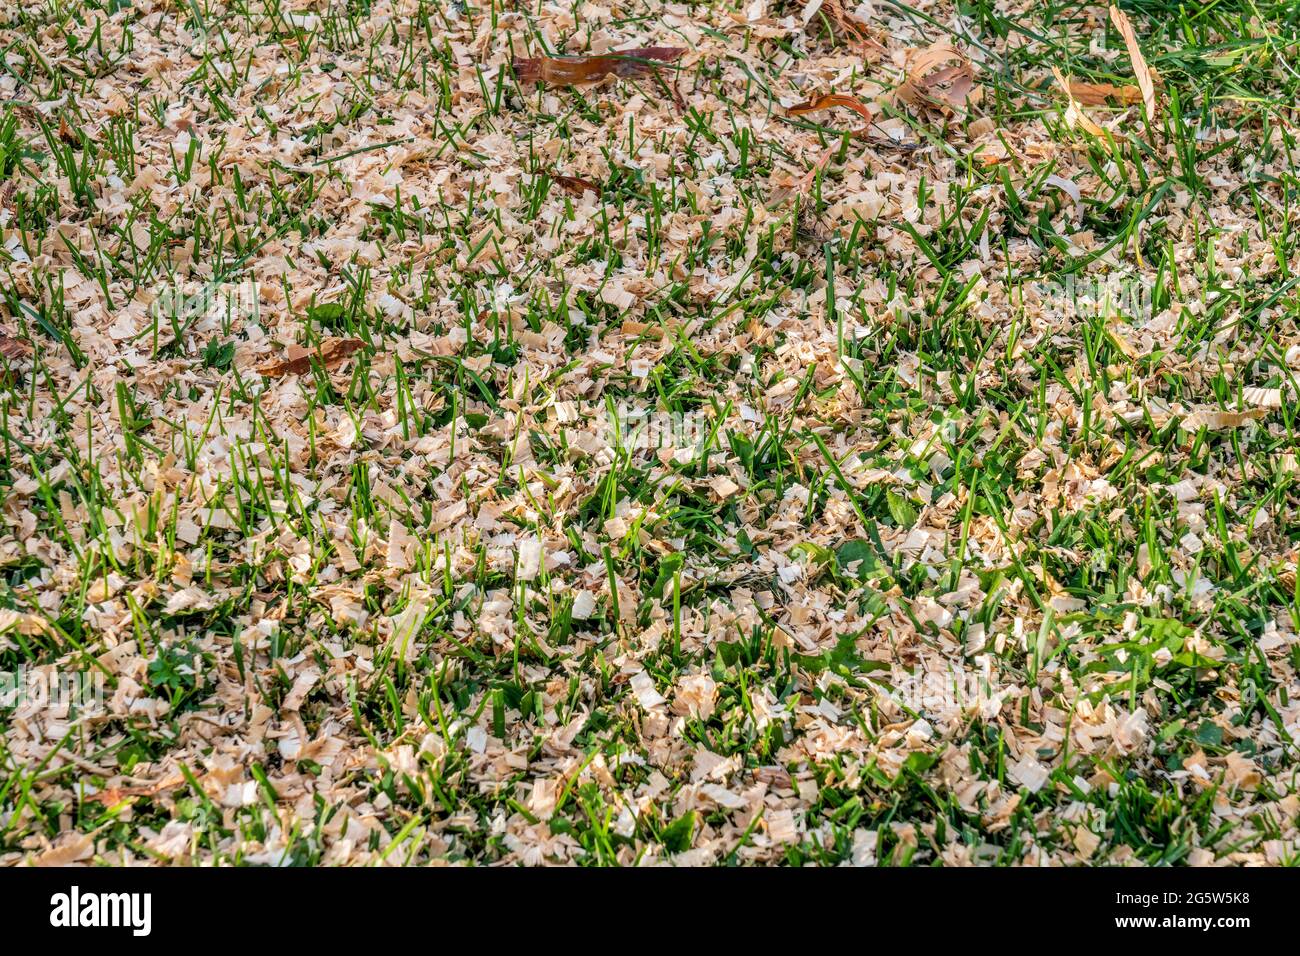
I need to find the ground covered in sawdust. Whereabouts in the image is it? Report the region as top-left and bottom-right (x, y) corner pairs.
(2, 0), (1299, 866)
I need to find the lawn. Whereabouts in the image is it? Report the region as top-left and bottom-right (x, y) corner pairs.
(1, 0), (1298, 866)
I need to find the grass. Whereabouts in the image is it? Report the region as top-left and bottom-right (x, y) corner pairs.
(0, 0), (1298, 866)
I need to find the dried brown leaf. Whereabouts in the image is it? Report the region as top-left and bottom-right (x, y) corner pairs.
(1109, 4), (1156, 122)
(85, 776), (185, 805)
(897, 43), (981, 114)
(787, 92), (873, 123)
(1051, 67), (1107, 137)
(512, 47), (685, 87)
(1106, 321), (1141, 359)
(259, 337), (367, 377)
(753, 765), (793, 788)
(788, 94), (916, 151)
(32, 833), (94, 866)
(1063, 79), (1143, 106)
(0, 332), (32, 360)
(549, 173), (602, 197)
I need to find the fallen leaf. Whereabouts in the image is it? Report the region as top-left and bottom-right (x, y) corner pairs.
(549, 173), (602, 197)
(513, 47), (685, 86)
(86, 770), (197, 806)
(32, 832), (94, 866)
(1061, 79), (1143, 106)
(1106, 321), (1141, 359)
(789, 94), (920, 151)
(84, 778), (183, 805)
(753, 765), (793, 788)
(0, 333), (32, 360)
(1109, 4), (1156, 122)
(897, 43), (982, 114)
(787, 92), (873, 123)
(258, 337), (367, 377)
(1051, 67), (1106, 136)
